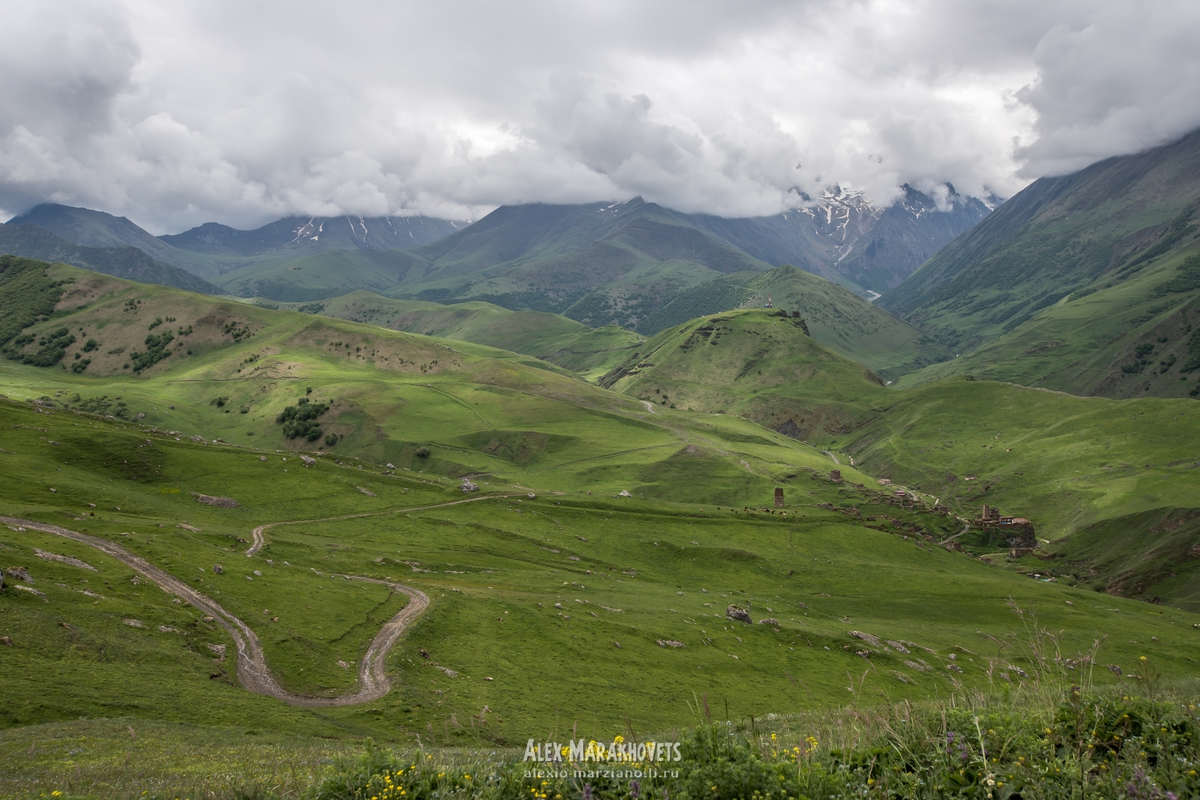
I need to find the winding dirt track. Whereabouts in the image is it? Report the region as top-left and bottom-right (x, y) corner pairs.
(1, 514), (431, 707)
(245, 493), (518, 556)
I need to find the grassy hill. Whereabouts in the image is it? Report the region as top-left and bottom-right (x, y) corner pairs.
(879, 128), (1200, 392)
(600, 308), (890, 438)
(3, 383), (1197, 744)
(289, 292), (644, 380)
(635, 265), (951, 378)
(2, 258), (1199, 774)
(596, 309), (1200, 606)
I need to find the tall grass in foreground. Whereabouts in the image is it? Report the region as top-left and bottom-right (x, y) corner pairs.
(4, 604), (1198, 799)
(310, 603), (1198, 800)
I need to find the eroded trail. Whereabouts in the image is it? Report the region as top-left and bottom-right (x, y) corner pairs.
(1, 515), (427, 708)
(246, 492), (519, 555)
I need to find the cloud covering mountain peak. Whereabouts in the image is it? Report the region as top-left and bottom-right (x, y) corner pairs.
(2, 0), (1199, 233)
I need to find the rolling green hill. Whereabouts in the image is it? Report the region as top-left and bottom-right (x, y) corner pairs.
(635, 265), (951, 378)
(289, 292), (643, 380)
(879, 128), (1200, 399)
(600, 308), (890, 439)
(596, 308), (1200, 606)
(2, 257), (1200, 799)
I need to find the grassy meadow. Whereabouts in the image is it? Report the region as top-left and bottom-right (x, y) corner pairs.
(1, 259), (1199, 797)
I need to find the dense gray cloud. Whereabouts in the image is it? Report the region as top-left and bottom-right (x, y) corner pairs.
(0, 0), (1197, 233)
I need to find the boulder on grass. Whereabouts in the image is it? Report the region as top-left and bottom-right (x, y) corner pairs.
(726, 605), (751, 624)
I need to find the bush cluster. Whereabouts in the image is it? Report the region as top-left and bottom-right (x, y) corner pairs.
(277, 396), (331, 441)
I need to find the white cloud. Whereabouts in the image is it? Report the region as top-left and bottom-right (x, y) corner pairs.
(0, 0), (1196, 233)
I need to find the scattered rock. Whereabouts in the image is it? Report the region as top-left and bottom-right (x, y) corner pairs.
(848, 630), (881, 648)
(657, 639), (685, 648)
(0, 635), (11, 646)
(946, 663), (963, 673)
(123, 619), (144, 628)
(757, 618), (779, 626)
(435, 665), (458, 677)
(886, 640), (910, 654)
(948, 653), (957, 661)
(158, 626), (178, 633)
(618, 490), (632, 497)
(13, 585), (47, 601)
(1108, 664), (1123, 676)
(484, 676), (493, 681)
(726, 605), (751, 624)
(6, 567), (32, 583)
(419, 648), (430, 659)
(614, 642), (621, 648)
(259, 456), (267, 462)
(460, 480), (479, 493)
(300, 455), (316, 467)
(34, 549), (96, 571)
(356, 486), (376, 496)
(207, 643), (226, 658)
(193, 493), (240, 508)
(386, 463), (395, 469)
(176, 523), (201, 532)
(253, 570), (261, 577)
(213, 564), (223, 574)
(337, 660), (350, 669)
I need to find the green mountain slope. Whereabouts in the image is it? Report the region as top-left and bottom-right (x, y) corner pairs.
(598, 309), (1200, 606)
(4, 396), (1195, 744)
(219, 198), (769, 327)
(0, 224), (224, 294)
(880, 129), (1200, 364)
(600, 308), (890, 439)
(7, 204), (465, 281)
(891, 240), (1200, 398)
(636, 265), (950, 378)
(160, 214), (464, 256)
(3, 267), (1198, 741)
(292, 291), (643, 380)
(7, 203), (220, 276)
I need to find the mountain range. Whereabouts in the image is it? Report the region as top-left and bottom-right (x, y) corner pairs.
(3, 183), (991, 306)
(883, 128), (1200, 399)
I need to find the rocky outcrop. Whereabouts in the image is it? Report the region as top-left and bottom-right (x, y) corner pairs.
(726, 605), (751, 624)
(6, 567), (31, 583)
(193, 493), (240, 508)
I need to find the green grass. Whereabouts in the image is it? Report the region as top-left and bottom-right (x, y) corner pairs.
(2, 259), (1200, 800)
(280, 293), (644, 381)
(2, 397), (1198, 745)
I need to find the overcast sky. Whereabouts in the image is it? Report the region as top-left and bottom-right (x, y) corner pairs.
(2, 0), (1199, 233)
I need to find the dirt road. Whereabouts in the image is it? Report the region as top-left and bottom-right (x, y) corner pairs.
(1, 515), (427, 708)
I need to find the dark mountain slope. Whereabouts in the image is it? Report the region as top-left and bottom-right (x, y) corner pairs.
(160, 214), (463, 257)
(0, 223), (224, 294)
(880, 129), (1200, 354)
(686, 185), (993, 295)
(8, 203), (211, 275)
